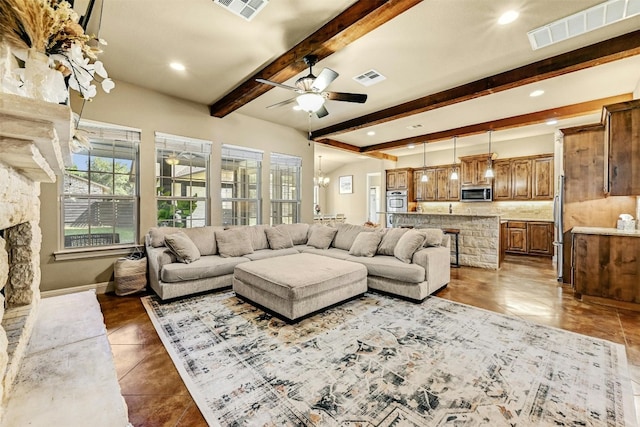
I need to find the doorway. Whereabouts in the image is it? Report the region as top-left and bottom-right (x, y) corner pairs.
(366, 173), (381, 224)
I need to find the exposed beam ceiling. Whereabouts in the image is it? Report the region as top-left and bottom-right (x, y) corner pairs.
(208, 0), (423, 118)
(361, 93), (633, 152)
(311, 30), (640, 140)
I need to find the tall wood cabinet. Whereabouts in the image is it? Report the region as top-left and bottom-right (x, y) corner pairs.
(604, 99), (640, 196)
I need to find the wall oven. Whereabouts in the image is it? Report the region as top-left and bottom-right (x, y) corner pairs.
(386, 190), (408, 227)
(460, 186), (492, 202)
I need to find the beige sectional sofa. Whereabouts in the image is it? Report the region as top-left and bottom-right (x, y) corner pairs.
(145, 222), (451, 303)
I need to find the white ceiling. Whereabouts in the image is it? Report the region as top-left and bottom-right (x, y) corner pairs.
(92, 0), (640, 172)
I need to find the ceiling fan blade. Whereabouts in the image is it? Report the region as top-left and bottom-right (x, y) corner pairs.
(326, 92), (367, 103)
(266, 97), (296, 109)
(315, 105), (329, 118)
(311, 68), (338, 92)
(255, 78), (298, 92)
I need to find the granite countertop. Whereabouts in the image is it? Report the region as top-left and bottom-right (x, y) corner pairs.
(572, 226), (640, 237)
(384, 212), (501, 218)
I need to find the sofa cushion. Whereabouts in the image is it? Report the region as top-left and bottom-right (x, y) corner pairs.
(307, 225), (338, 249)
(301, 247), (351, 260)
(265, 227), (294, 250)
(348, 231), (383, 257)
(243, 248), (299, 261)
(377, 228), (409, 256)
(164, 231), (201, 264)
(161, 256), (248, 283)
(394, 230), (426, 263)
(418, 228), (444, 247)
(216, 228), (254, 258)
(332, 223), (371, 251)
(347, 255), (425, 283)
(148, 226), (220, 255)
(276, 223), (310, 245)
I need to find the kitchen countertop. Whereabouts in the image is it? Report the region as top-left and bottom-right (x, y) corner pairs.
(572, 226), (640, 237)
(379, 212), (553, 221)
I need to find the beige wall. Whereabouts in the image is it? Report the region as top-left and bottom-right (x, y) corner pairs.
(40, 80), (313, 292)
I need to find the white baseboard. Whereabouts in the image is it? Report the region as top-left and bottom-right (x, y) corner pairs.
(41, 281), (114, 298)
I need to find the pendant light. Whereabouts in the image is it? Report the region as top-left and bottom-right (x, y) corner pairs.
(484, 130), (494, 178)
(450, 136), (459, 180)
(420, 142), (428, 182)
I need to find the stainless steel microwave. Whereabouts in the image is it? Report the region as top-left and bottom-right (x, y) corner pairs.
(460, 186), (492, 202)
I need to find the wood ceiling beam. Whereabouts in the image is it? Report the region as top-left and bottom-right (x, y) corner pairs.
(312, 30), (640, 139)
(315, 138), (398, 161)
(361, 94), (633, 152)
(208, 0), (423, 118)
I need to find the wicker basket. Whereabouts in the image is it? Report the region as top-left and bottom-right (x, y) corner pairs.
(114, 256), (147, 296)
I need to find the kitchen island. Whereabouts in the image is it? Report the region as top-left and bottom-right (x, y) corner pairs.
(391, 212), (500, 269)
(572, 226), (640, 310)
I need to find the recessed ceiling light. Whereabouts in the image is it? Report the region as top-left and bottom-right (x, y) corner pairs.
(407, 144), (416, 149)
(530, 89), (545, 97)
(546, 119), (558, 125)
(367, 131), (376, 136)
(170, 62), (186, 71)
(498, 10), (519, 25)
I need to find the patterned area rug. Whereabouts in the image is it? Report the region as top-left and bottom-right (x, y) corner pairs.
(142, 291), (637, 426)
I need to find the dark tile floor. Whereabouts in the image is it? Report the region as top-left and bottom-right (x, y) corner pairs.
(98, 255), (640, 426)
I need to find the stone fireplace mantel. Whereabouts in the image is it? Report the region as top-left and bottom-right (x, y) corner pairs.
(0, 93), (72, 183)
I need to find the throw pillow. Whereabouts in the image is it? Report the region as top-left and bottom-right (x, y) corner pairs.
(265, 227), (294, 250)
(164, 231), (201, 264)
(275, 223), (310, 245)
(419, 228), (444, 247)
(394, 230), (426, 263)
(215, 228), (254, 258)
(349, 231), (383, 257)
(148, 227), (180, 247)
(182, 226), (223, 255)
(332, 223), (370, 251)
(377, 228), (409, 256)
(307, 225), (338, 250)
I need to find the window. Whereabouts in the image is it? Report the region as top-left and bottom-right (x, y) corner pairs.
(155, 133), (211, 228)
(221, 145), (262, 226)
(62, 124), (140, 249)
(270, 153), (301, 225)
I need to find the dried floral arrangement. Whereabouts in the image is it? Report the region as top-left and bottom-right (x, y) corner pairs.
(0, 0), (114, 100)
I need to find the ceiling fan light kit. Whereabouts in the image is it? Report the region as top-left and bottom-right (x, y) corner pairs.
(256, 54), (367, 119)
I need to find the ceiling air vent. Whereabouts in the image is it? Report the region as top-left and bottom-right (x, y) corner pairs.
(527, 0), (640, 50)
(353, 69), (386, 87)
(213, 0), (268, 21)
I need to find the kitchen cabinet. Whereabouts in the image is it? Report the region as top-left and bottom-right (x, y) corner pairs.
(506, 221), (527, 253)
(491, 155), (553, 201)
(460, 154), (492, 186)
(605, 99), (640, 196)
(414, 169), (435, 200)
(532, 156), (554, 199)
(414, 166), (459, 201)
(527, 222), (553, 255)
(493, 160), (511, 200)
(573, 230), (640, 304)
(505, 220), (553, 256)
(386, 168), (413, 191)
(511, 159), (532, 199)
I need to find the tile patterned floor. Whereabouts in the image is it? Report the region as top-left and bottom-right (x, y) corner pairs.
(98, 255), (640, 426)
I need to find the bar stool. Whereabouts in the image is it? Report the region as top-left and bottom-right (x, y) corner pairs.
(442, 228), (460, 268)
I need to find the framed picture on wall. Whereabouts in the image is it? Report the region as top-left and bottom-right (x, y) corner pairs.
(339, 175), (353, 194)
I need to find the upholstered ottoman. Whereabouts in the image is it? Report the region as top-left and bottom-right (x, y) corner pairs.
(233, 253), (367, 321)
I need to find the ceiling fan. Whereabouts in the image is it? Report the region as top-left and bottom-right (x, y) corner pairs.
(256, 55), (367, 118)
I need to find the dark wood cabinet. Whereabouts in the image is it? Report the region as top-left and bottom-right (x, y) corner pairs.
(573, 232), (640, 304)
(527, 222), (553, 255)
(511, 159), (532, 199)
(506, 221), (527, 253)
(461, 155), (492, 186)
(493, 160), (511, 200)
(505, 220), (553, 256)
(605, 100), (640, 196)
(532, 157), (554, 199)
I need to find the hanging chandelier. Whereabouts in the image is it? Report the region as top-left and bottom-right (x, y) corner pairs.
(314, 155), (330, 188)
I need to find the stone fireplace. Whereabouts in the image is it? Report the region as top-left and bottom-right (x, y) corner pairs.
(0, 93), (72, 419)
